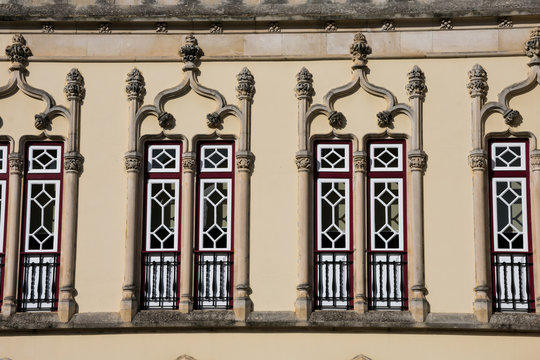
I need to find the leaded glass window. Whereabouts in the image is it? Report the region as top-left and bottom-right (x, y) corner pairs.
(199, 180), (231, 251)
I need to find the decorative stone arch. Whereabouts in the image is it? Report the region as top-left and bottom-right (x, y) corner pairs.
(121, 34), (255, 322)
(467, 27), (540, 322)
(295, 32), (429, 321)
(175, 355), (197, 360)
(0, 34), (85, 322)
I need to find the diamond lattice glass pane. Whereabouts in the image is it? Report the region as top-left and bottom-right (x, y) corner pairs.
(27, 182), (57, 252)
(148, 182), (176, 250)
(319, 181), (348, 250)
(372, 146), (400, 170)
(372, 181), (401, 250)
(494, 180), (526, 251)
(201, 181), (229, 249)
(149, 146), (179, 172)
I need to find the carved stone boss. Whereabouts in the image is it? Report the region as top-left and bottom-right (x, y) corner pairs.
(122, 34), (255, 322)
(0, 35), (85, 322)
(294, 32), (429, 321)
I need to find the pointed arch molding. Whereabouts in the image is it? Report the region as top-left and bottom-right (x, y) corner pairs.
(0, 34), (85, 322)
(294, 32), (429, 322)
(467, 27), (540, 322)
(121, 34), (255, 322)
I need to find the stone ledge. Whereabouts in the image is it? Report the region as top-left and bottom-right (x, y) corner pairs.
(1, 311), (540, 334)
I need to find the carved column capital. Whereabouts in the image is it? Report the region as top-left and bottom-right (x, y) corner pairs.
(182, 153), (197, 173)
(295, 67), (314, 100)
(408, 151), (427, 171)
(8, 153), (24, 175)
(406, 65), (426, 100)
(468, 150), (488, 171)
(64, 152), (84, 174)
(236, 152), (255, 173)
(126, 68), (146, 101)
(295, 152), (312, 172)
(5, 34), (32, 71)
(180, 34), (203, 70)
(467, 64), (488, 99)
(350, 32), (372, 68)
(64, 68), (85, 101)
(124, 152), (143, 173)
(236, 67), (255, 101)
(353, 152), (367, 173)
(531, 150), (540, 171)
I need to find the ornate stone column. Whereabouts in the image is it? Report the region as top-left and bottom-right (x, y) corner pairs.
(1, 154), (23, 316)
(58, 68), (85, 322)
(179, 153), (196, 313)
(120, 68), (145, 322)
(406, 66), (429, 322)
(530, 150), (540, 313)
(353, 152), (368, 313)
(295, 67), (314, 320)
(468, 64), (492, 322)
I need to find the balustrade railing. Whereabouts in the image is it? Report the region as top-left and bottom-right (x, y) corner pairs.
(492, 253), (534, 312)
(19, 253), (59, 311)
(195, 252), (232, 309)
(315, 252), (353, 309)
(368, 252), (406, 310)
(142, 252), (180, 309)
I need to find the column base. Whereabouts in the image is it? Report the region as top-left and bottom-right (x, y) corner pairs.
(410, 297), (430, 322)
(354, 295), (368, 314)
(1, 297), (17, 316)
(119, 297), (138, 322)
(233, 296), (253, 321)
(178, 295), (193, 314)
(295, 296), (312, 321)
(473, 298), (492, 323)
(58, 298), (78, 322)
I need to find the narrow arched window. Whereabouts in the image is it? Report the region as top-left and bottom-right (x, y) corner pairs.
(314, 141), (353, 310)
(489, 139), (534, 312)
(141, 142), (182, 309)
(367, 140), (407, 310)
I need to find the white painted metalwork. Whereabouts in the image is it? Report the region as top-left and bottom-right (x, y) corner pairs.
(370, 253), (404, 308)
(27, 145), (62, 174)
(199, 179), (232, 250)
(148, 144), (180, 173)
(143, 253), (178, 308)
(491, 142), (526, 171)
(317, 253), (350, 308)
(492, 178), (528, 251)
(146, 180), (179, 251)
(370, 143), (403, 172)
(24, 180), (60, 252)
(19, 254), (58, 311)
(317, 179), (349, 250)
(370, 179), (403, 250)
(316, 144), (349, 172)
(200, 145), (232, 172)
(197, 253), (231, 308)
(493, 254), (530, 310)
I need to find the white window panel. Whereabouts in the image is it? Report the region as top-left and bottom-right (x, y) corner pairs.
(146, 180), (180, 251)
(200, 145), (232, 172)
(0, 180), (6, 253)
(28, 145), (62, 174)
(25, 180), (60, 252)
(148, 144), (180, 173)
(492, 178), (528, 252)
(317, 179), (350, 250)
(370, 178), (404, 251)
(492, 142), (526, 171)
(198, 179), (232, 250)
(316, 144), (349, 172)
(0, 145), (7, 174)
(370, 144), (403, 172)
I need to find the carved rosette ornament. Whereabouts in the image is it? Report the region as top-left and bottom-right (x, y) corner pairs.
(64, 152), (84, 174)
(467, 64), (488, 99)
(206, 112), (222, 128)
(124, 153), (142, 172)
(9, 154), (24, 175)
(350, 32), (372, 68)
(525, 27), (540, 62)
(503, 109), (520, 126)
(295, 67), (314, 100)
(34, 113), (50, 130)
(182, 158), (196, 172)
(295, 154), (312, 172)
(408, 151), (427, 171)
(382, 20), (395, 31)
(180, 34), (203, 68)
(353, 154), (367, 173)
(468, 150), (488, 171)
(5, 34), (32, 70)
(530, 151), (540, 171)
(64, 68), (85, 101)
(377, 110), (393, 128)
(236, 67), (255, 100)
(406, 65), (427, 100)
(328, 110), (345, 129)
(236, 153), (255, 172)
(158, 112), (175, 129)
(125, 68), (146, 101)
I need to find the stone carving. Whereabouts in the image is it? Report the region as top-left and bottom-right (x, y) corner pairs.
(468, 152), (487, 170)
(268, 22), (281, 33)
(406, 65), (426, 100)
(236, 154), (254, 172)
(503, 109), (520, 125)
(125, 68), (146, 101)
(34, 113), (50, 130)
(325, 21), (337, 32)
(176, 356), (197, 360)
(158, 112), (175, 129)
(525, 27), (540, 58)
(210, 23), (223, 34)
(9, 155), (24, 174)
(467, 64), (488, 99)
(64, 68), (85, 101)
(377, 110), (393, 128)
(236, 67), (255, 100)
(5, 34), (32, 68)
(328, 110), (345, 129)
(42, 23), (54, 33)
(350, 32), (372, 67)
(180, 34), (203, 64)
(530, 152), (540, 171)
(498, 17), (513, 28)
(295, 155), (312, 171)
(156, 22), (168, 33)
(408, 152), (427, 170)
(440, 18), (453, 30)
(295, 67), (314, 99)
(124, 155), (142, 172)
(351, 355), (372, 360)
(64, 152), (84, 173)
(182, 158), (196, 171)
(382, 20), (395, 31)
(206, 112), (222, 128)
(353, 155), (367, 173)
(98, 22), (111, 33)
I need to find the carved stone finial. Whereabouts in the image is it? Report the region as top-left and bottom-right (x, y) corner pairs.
(210, 23), (223, 34)
(206, 112), (222, 128)
(328, 110), (345, 129)
(268, 22), (281, 33)
(325, 21), (337, 32)
(126, 68), (146, 101)
(180, 34), (203, 68)
(34, 113), (50, 130)
(467, 64), (488, 99)
(295, 67), (314, 99)
(377, 111), (393, 128)
(158, 112), (175, 129)
(156, 22), (168, 33)
(525, 27), (540, 64)
(498, 17), (513, 28)
(236, 67), (255, 100)
(5, 34), (32, 70)
(440, 18), (453, 30)
(382, 20), (395, 31)
(64, 68), (85, 101)
(468, 150), (487, 171)
(503, 109), (520, 126)
(406, 65), (426, 100)
(350, 32), (372, 68)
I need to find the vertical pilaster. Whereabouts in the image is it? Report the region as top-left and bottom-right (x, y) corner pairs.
(353, 152), (368, 313)
(530, 150), (540, 313)
(1, 154), (23, 316)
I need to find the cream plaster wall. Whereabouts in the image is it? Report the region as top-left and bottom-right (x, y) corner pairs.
(0, 53), (539, 315)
